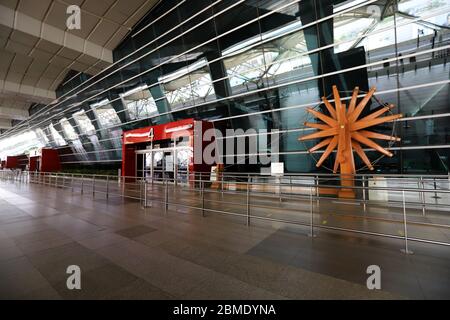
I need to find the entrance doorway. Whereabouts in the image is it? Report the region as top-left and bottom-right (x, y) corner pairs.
(136, 147), (192, 185)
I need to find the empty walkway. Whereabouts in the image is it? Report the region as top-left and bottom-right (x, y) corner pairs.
(0, 180), (449, 299)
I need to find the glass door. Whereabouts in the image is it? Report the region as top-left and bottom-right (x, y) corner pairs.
(163, 150), (175, 182)
(175, 148), (192, 185)
(137, 147), (192, 185)
(152, 150), (164, 182)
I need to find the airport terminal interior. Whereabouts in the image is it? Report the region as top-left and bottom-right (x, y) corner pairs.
(0, 0), (449, 300)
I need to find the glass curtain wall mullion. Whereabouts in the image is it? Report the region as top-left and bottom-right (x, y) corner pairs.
(1, 0), (448, 173)
(211, 145), (450, 159)
(5, 30), (448, 158)
(1, 0), (322, 138)
(97, 45), (450, 130)
(7, 0), (430, 142)
(10, 0), (216, 128)
(5, 0), (243, 133)
(41, 59), (450, 148)
(60, 159), (122, 164)
(50, 110), (450, 160)
(19, 2), (449, 141)
(21, 6), (449, 145)
(7, 0), (446, 141)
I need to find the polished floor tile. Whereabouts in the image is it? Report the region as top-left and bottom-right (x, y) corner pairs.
(0, 180), (448, 299)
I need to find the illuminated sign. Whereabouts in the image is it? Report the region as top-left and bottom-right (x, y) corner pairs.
(165, 124), (193, 133)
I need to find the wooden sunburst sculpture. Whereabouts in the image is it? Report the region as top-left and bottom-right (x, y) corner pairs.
(299, 86), (402, 198)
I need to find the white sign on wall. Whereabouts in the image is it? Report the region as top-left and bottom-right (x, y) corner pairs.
(368, 177), (388, 201)
(165, 155), (174, 172)
(271, 162), (284, 176)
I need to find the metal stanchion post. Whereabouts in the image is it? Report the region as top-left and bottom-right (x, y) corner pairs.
(139, 179), (143, 208)
(71, 174), (74, 193)
(432, 178), (441, 199)
(279, 177), (282, 203)
(144, 179), (148, 207)
(201, 180), (205, 217)
(315, 175), (319, 206)
(420, 176), (426, 216)
(121, 176), (125, 198)
(290, 176), (293, 195)
(92, 176), (95, 198)
(363, 176), (367, 212)
(308, 187), (316, 238)
(401, 190), (413, 254)
(165, 179), (169, 213)
(246, 182), (250, 226)
(106, 176), (109, 199)
(81, 175), (84, 194)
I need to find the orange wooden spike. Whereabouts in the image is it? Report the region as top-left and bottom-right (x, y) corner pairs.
(332, 85), (342, 122)
(303, 122), (330, 130)
(348, 87), (376, 123)
(347, 87), (359, 115)
(351, 131), (393, 157)
(351, 140), (374, 170)
(333, 144), (342, 173)
(308, 138), (332, 153)
(298, 127), (339, 141)
(358, 104), (394, 122)
(359, 130), (401, 142)
(316, 136), (338, 167)
(333, 156), (340, 173)
(322, 96), (337, 119)
(350, 114), (403, 132)
(306, 108), (337, 127)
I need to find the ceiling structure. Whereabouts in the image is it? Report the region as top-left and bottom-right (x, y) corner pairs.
(0, 0), (160, 130)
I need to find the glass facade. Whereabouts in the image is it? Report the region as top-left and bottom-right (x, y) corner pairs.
(0, 0), (449, 174)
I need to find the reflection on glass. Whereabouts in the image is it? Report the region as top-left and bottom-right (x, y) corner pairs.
(73, 110), (96, 136)
(35, 128), (49, 146)
(223, 22), (312, 91)
(60, 118), (78, 141)
(160, 59), (215, 107)
(49, 123), (66, 147)
(334, 0), (450, 53)
(59, 117), (88, 161)
(91, 99), (121, 128)
(0, 131), (44, 159)
(176, 148), (192, 185)
(121, 86), (158, 120)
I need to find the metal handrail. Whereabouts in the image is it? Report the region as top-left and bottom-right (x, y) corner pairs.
(1, 169), (450, 252)
(1, 169), (449, 194)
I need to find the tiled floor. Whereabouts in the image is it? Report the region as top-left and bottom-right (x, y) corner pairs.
(0, 180), (449, 300)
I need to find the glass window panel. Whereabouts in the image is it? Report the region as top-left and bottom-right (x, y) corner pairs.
(49, 123), (66, 146)
(121, 86), (158, 120)
(0, 131), (44, 159)
(73, 110), (96, 136)
(91, 99), (122, 128)
(60, 118), (78, 141)
(160, 59), (215, 108)
(35, 128), (49, 145)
